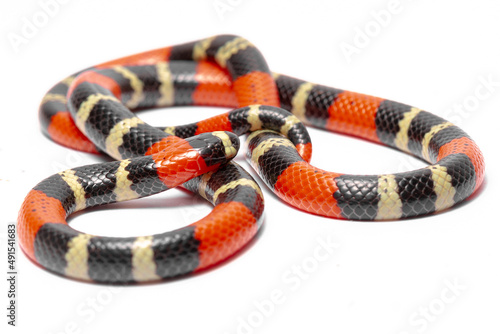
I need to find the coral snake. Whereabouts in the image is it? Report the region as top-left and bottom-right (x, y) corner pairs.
(17, 35), (485, 283)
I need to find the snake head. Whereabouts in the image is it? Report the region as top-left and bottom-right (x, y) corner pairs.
(186, 131), (240, 168)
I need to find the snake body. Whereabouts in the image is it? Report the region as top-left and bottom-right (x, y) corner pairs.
(18, 35), (485, 283)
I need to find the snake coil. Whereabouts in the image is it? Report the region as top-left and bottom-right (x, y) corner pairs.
(17, 35), (485, 283)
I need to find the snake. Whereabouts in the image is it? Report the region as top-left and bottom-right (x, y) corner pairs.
(17, 35), (485, 283)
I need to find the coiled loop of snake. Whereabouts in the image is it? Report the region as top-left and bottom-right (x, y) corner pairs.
(17, 35), (484, 283)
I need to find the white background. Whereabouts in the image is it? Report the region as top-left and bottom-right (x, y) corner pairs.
(1, 0), (499, 333)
